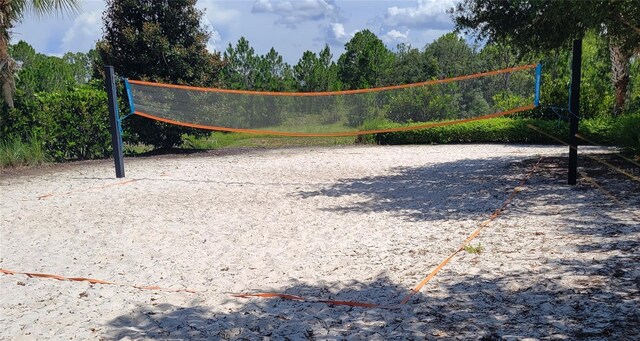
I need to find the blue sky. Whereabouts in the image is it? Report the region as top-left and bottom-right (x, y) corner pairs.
(13, 0), (458, 63)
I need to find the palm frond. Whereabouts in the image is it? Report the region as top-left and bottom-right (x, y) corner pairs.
(27, 0), (80, 18)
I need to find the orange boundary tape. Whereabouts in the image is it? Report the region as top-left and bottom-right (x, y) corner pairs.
(134, 104), (536, 137)
(575, 133), (640, 168)
(527, 124), (640, 183)
(1, 268), (195, 293)
(578, 171), (640, 221)
(128, 64), (537, 97)
(4, 156), (543, 307)
(400, 156), (543, 304)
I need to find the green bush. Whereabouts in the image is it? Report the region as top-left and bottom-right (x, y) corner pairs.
(376, 118), (561, 145)
(613, 113), (640, 156)
(375, 117), (616, 146)
(355, 117), (390, 144)
(580, 114), (616, 144)
(1, 82), (112, 161)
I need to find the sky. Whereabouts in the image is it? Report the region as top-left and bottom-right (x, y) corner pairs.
(12, 0), (458, 64)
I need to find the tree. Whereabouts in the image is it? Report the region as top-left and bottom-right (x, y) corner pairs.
(255, 48), (295, 91)
(222, 37), (258, 90)
(451, 0), (640, 114)
(97, 0), (223, 148)
(423, 33), (476, 78)
(62, 50), (96, 84)
(294, 45), (340, 92)
(386, 43), (438, 85)
(337, 29), (394, 89)
(0, 0), (79, 107)
(9, 41), (77, 96)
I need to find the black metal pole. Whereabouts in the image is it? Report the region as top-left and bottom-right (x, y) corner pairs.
(568, 39), (582, 185)
(105, 66), (125, 178)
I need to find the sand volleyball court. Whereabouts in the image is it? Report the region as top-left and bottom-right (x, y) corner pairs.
(1, 144), (638, 340)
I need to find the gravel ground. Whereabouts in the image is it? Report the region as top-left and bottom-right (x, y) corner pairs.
(0, 144), (638, 340)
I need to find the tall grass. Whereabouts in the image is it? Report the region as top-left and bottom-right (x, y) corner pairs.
(0, 136), (48, 167)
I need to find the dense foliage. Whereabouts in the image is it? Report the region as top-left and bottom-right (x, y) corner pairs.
(451, 0), (640, 115)
(1, 42), (111, 162)
(375, 116), (618, 146)
(97, 0), (224, 148)
(2, 81), (111, 161)
(2, 1), (639, 166)
(0, 0), (80, 108)
(613, 113), (640, 155)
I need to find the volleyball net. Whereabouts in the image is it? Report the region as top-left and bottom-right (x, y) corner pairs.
(124, 63), (541, 137)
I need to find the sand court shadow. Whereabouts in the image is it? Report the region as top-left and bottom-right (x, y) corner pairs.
(104, 154), (639, 340)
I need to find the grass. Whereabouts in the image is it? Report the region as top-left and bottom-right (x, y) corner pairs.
(182, 131), (355, 149)
(123, 143), (154, 156)
(0, 136), (48, 167)
(464, 243), (484, 254)
(179, 118), (391, 150)
(176, 114), (624, 151)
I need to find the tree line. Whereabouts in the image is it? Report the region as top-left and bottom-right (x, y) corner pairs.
(1, 0), (638, 158)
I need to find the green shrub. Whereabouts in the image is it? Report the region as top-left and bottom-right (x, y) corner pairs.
(0, 135), (48, 167)
(356, 117), (391, 144)
(1, 82), (113, 162)
(376, 118), (566, 145)
(580, 114), (616, 144)
(613, 113), (640, 156)
(1, 89), (55, 142)
(375, 117), (615, 146)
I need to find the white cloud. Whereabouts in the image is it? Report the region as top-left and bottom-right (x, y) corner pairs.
(59, 10), (102, 52)
(384, 0), (456, 30)
(382, 29), (410, 43)
(252, 0), (340, 28)
(324, 22), (358, 45)
(253, 0), (273, 12)
(198, 1), (241, 25)
(12, 1), (456, 65)
(199, 14), (223, 52)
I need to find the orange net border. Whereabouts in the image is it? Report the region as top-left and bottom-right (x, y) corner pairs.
(126, 63), (539, 137)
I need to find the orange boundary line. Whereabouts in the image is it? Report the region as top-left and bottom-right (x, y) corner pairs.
(234, 157), (542, 308)
(399, 156), (543, 304)
(128, 64), (537, 97)
(527, 124), (640, 183)
(4, 156), (543, 308)
(1, 268), (195, 293)
(578, 171), (640, 221)
(575, 133), (640, 168)
(134, 104), (536, 137)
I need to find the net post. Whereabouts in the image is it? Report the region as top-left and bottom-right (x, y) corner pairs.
(105, 65), (125, 178)
(534, 63), (542, 106)
(123, 77), (135, 115)
(568, 39), (582, 185)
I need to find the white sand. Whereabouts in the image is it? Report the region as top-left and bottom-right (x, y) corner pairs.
(1, 144), (638, 340)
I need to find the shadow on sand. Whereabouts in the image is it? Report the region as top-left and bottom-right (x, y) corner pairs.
(105, 153), (639, 340)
